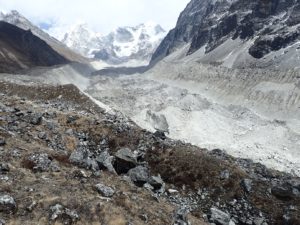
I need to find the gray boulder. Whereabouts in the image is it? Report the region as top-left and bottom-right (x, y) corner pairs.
(95, 183), (115, 197)
(128, 166), (149, 186)
(173, 207), (191, 225)
(69, 148), (99, 171)
(0, 194), (16, 213)
(148, 175), (165, 193)
(220, 170), (230, 180)
(96, 150), (116, 174)
(49, 204), (79, 224)
(25, 153), (60, 172)
(241, 179), (253, 193)
(271, 186), (298, 200)
(210, 208), (232, 225)
(114, 148), (137, 174)
(26, 113), (43, 125)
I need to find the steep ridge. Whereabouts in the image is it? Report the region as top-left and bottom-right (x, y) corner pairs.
(151, 0), (300, 69)
(0, 10), (88, 63)
(0, 21), (68, 73)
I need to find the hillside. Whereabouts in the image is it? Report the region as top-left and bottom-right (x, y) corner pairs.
(0, 21), (68, 73)
(0, 10), (88, 64)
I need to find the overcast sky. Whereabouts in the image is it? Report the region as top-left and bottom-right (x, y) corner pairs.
(0, 0), (190, 35)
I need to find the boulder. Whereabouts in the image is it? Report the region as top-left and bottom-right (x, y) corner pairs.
(220, 170), (230, 180)
(113, 148), (137, 174)
(24, 153), (60, 172)
(27, 113), (43, 125)
(173, 207), (190, 225)
(271, 186), (299, 200)
(49, 204), (79, 224)
(0, 194), (16, 213)
(241, 179), (253, 193)
(96, 150), (116, 174)
(95, 183), (115, 197)
(128, 166), (149, 186)
(210, 208), (232, 225)
(148, 175), (165, 192)
(153, 131), (167, 140)
(69, 148), (99, 171)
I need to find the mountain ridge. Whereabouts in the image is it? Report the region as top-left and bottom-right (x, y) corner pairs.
(60, 22), (166, 65)
(0, 21), (68, 73)
(0, 10), (88, 63)
(151, 0), (300, 70)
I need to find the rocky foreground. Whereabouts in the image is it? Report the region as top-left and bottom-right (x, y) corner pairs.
(0, 80), (299, 225)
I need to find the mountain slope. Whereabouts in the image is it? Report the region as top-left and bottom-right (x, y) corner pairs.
(0, 10), (88, 63)
(151, 0), (300, 69)
(61, 22), (166, 65)
(0, 21), (68, 73)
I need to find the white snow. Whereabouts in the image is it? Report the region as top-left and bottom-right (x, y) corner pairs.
(53, 21), (166, 65)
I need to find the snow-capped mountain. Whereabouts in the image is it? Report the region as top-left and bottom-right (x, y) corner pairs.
(60, 22), (166, 65)
(61, 23), (103, 58)
(0, 10), (87, 63)
(151, 0), (300, 70)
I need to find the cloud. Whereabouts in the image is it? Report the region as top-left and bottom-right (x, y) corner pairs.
(0, 0), (190, 34)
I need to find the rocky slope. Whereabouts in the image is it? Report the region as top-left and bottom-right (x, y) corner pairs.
(151, 0), (300, 69)
(61, 22), (166, 65)
(0, 21), (68, 73)
(0, 10), (88, 63)
(0, 77), (300, 225)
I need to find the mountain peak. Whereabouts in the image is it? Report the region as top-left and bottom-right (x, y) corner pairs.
(60, 22), (166, 65)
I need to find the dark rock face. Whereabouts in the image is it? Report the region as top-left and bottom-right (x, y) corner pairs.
(151, 0), (300, 64)
(0, 21), (68, 73)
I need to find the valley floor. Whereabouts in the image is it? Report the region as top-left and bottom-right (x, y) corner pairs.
(87, 65), (300, 177)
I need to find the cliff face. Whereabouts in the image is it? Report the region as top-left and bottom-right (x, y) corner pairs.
(0, 21), (68, 73)
(151, 0), (300, 69)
